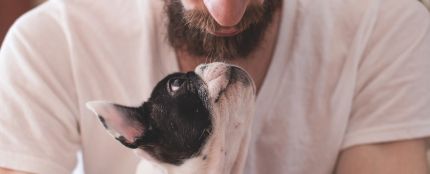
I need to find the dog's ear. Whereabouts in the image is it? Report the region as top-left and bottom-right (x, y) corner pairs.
(86, 101), (148, 149)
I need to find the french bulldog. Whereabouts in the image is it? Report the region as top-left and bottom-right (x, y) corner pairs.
(86, 62), (256, 174)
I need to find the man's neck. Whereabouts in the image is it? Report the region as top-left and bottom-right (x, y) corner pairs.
(176, 8), (283, 93)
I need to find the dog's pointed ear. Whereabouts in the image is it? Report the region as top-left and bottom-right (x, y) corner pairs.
(86, 101), (149, 149)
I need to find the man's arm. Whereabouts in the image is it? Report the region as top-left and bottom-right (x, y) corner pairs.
(336, 139), (428, 174)
(0, 168), (32, 174)
(0, 2), (80, 173)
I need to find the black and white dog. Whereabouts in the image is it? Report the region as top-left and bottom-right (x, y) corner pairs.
(86, 62), (256, 174)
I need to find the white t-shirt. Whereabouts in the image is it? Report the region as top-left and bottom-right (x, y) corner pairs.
(1, 0), (430, 173)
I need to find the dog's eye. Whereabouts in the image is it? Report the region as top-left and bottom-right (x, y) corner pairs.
(168, 78), (185, 92)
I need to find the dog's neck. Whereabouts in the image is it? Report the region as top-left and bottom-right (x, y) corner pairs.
(199, 99), (255, 174)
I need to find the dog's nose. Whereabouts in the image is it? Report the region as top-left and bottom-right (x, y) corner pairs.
(186, 71), (195, 77)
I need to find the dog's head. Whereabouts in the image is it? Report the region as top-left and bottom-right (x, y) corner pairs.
(86, 62), (255, 166)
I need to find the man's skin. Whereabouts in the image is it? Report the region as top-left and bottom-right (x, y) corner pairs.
(0, 0), (428, 173)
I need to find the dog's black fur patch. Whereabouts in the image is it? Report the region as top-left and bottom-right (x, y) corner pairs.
(116, 72), (213, 165)
(229, 67), (251, 87)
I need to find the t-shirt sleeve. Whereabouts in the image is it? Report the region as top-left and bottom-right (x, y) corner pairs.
(0, 2), (80, 173)
(342, 0), (430, 149)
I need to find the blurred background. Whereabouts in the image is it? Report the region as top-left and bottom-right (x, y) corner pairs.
(0, 0), (429, 173)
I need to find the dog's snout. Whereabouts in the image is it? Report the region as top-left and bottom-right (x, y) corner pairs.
(197, 63), (230, 82)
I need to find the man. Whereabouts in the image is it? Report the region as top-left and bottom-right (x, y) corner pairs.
(0, 0), (429, 173)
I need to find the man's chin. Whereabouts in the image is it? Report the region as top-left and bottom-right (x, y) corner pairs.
(166, 0), (282, 60)
(207, 27), (242, 37)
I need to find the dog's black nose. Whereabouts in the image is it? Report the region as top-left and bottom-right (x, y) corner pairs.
(185, 71), (200, 80)
(186, 71), (195, 77)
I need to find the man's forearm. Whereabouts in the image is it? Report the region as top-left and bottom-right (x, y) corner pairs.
(0, 168), (32, 174)
(335, 139), (428, 174)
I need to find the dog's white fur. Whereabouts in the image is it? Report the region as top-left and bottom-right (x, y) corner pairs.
(135, 63), (256, 174)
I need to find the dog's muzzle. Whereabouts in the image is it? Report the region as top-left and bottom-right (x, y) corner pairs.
(195, 62), (256, 102)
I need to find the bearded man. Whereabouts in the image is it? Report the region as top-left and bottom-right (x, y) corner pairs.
(0, 0), (429, 173)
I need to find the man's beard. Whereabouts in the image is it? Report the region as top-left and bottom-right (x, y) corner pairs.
(165, 0), (282, 60)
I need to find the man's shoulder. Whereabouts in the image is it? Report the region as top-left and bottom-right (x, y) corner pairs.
(0, 1), (76, 86)
(281, 0), (430, 52)
(6, 0), (165, 47)
(8, 1), (66, 42)
(292, 0), (428, 29)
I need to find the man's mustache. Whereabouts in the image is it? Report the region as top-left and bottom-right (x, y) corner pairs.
(183, 4), (265, 33)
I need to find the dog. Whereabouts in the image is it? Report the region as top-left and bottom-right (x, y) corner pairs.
(86, 62), (256, 174)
